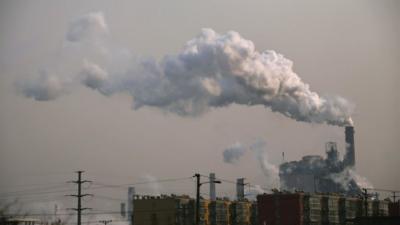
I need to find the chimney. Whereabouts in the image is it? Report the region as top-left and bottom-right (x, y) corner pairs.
(128, 187), (135, 225)
(120, 202), (126, 218)
(344, 126), (355, 168)
(209, 173), (216, 201)
(236, 178), (245, 201)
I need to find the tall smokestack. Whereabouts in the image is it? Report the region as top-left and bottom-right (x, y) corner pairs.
(236, 178), (245, 201)
(344, 126), (355, 168)
(120, 202), (126, 218)
(209, 173), (216, 201)
(128, 187), (135, 225)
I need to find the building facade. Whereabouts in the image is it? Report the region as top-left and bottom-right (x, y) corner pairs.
(132, 195), (257, 225)
(257, 192), (390, 225)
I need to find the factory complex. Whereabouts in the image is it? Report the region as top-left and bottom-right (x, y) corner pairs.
(280, 126), (359, 195)
(129, 126), (400, 225)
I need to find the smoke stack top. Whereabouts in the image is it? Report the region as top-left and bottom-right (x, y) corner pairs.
(18, 12), (354, 126)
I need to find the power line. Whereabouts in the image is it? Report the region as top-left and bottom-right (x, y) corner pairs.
(198, 174), (270, 191)
(0, 181), (68, 189)
(0, 184), (69, 196)
(0, 177), (192, 200)
(0, 189), (78, 200)
(2, 208), (186, 217)
(89, 177), (193, 190)
(365, 188), (400, 193)
(93, 195), (125, 202)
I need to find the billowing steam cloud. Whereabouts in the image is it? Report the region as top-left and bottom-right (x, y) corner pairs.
(18, 11), (354, 126)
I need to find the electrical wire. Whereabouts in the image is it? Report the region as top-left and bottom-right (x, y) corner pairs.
(198, 174), (270, 191)
(89, 176), (194, 190)
(365, 188), (400, 193)
(0, 184), (74, 197)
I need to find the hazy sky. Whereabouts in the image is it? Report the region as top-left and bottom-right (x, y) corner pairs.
(0, 0), (399, 215)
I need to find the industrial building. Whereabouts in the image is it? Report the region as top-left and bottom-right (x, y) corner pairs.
(279, 126), (361, 195)
(131, 192), (398, 225)
(131, 174), (258, 225)
(389, 202), (400, 217)
(132, 195), (257, 225)
(132, 195), (194, 225)
(257, 192), (391, 225)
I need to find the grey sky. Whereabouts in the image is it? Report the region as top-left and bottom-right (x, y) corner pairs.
(0, 0), (399, 214)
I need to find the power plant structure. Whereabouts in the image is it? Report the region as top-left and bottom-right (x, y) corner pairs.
(279, 126), (361, 195)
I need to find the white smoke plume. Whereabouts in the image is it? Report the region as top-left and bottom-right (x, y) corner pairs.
(222, 142), (247, 164)
(249, 140), (279, 188)
(66, 11), (108, 43)
(19, 11), (354, 127)
(245, 184), (266, 199)
(349, 169), (373, 190)
(16, 71), (67, 101)
(3, 200), (71, 224)
(81, 60), (109, 94)
(329, 168), (373, 191)
(143, 174), (162, 196)
(222, 140), (279, 188)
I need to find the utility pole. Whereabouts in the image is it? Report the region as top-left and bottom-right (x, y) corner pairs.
(193, 173), (220, 225)
(362, 188), (368, 217)
(393, 192), (397, 202)
(99, 220), (112, 225)
(67, 171), (93, 225)
(194, 173), (200, 225)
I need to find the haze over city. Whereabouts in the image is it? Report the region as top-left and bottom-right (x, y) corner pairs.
(0, 1), (399, 224)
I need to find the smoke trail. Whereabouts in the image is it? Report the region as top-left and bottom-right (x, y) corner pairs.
(222, 140), (279, 188)
(329, 168), (373, 191)
(66, 11), (108, 43)
(245, 185), (265, 199)
(249, 140), (279, 188)
(2, 200), (71, 224)
(18, 11), (354, 126)
(222, 142), (247, 164)
(143, 174), (162, 196)
(16, 71), (67, 101)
